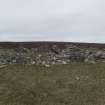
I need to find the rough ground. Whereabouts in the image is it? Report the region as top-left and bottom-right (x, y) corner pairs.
(0, 62), (105, 105)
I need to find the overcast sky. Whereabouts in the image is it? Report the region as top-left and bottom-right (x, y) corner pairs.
(0, 0), (105, 42)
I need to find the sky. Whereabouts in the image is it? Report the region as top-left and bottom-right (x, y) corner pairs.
(0, 0), (105, 42)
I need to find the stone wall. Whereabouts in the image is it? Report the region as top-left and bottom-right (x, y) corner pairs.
(0, 44), (105, 66)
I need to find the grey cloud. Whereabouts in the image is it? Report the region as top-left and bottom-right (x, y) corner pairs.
(0, 0), (105, 42)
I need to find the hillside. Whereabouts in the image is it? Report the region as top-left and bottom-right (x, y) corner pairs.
(0, 42), (104, 66)
(0, 42), (105, 105)
(0, 41), (105, 48)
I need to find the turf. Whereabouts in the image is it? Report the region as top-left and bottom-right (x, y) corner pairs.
(0, 62), (105, 105)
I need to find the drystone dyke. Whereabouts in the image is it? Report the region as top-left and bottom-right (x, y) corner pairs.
(0, 44), (104, 66)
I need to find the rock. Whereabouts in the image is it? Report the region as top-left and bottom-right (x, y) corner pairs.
(62, 61), (67, 64)
(0, 44), (104, 65)
(44, 64), (50, 67)
(75, 76), (80, 80)
(84, 58), (96, 64)
(31, 61), (36, 65)
(0, 65), (7, 69)
(51, 45), (60, 54)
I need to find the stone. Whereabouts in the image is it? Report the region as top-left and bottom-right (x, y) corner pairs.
(75, 76), (80, 80)
(62, 61), (67, 64)
(44, 64), (50, 67)
(0, 44), (103, 66)
(0, 65), (7, 69)
(31, 61), (36, 65)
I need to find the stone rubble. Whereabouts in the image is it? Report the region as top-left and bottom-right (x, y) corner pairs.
(0, 44), (104, 66)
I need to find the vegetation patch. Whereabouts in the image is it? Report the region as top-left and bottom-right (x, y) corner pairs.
(0, 62), (105, 105)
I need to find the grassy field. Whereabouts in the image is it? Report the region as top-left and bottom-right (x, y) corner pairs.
(0, 62), (105, 105)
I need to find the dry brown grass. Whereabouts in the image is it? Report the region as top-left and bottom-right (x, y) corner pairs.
(0, 62), (105, 105)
